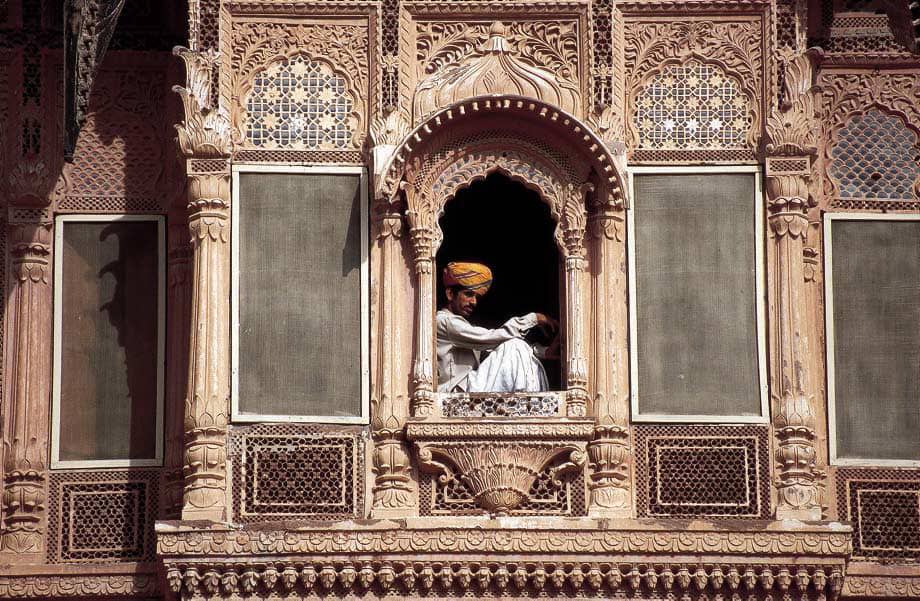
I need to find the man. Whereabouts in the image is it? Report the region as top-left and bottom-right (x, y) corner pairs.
(436, 261), (559, 393)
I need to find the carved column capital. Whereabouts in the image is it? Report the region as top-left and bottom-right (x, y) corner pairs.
(1, 214), (53, 556)
(173, 47), (234, 159)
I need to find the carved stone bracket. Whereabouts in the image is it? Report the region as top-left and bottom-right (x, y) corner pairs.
(407, 419), (591, 515)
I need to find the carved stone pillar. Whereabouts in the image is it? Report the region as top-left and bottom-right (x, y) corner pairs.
(173, 46), (233, 522)
(403, 182), (436, 417)
(766, 162), (823, 520)
(163, 217), (192, 519)
(370, 206), (415, 516)
(561, 184), (590, 417)
(764, 48), (825, 520)
(586, 191), (632, 517)
(1, 209), (52, 557)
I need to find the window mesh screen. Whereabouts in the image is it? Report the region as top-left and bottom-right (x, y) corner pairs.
(59, 221), (160, 461)
(633, 173), (761, 417)
(237, 173), (363, 418)
(830, 219), (920, 461)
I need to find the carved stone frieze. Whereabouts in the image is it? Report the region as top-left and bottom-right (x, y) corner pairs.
(414, 20), (583, 120)
(163, 561), (846, 599)
(0, 572), (159, 598)
(230, 21), (369, 150)
(623, 17), (765, 153)
(157, 521), (852, 556)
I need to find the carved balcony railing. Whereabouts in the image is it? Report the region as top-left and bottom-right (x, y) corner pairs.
(438, 392), (564, 418)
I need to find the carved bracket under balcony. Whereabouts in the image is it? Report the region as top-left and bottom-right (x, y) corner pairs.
(406, 419), (592, 515)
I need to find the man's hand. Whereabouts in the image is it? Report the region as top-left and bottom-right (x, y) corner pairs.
(535, 313), (559, 334)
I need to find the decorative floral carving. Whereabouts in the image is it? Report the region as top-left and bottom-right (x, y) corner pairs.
(0, 573), (159, 597)
(231, 22), (369, 149)
(417, 442), (586, 514)
(173, 47), (233, 158)
(414, 21), (582, 120)
(624, 19), (764, 151)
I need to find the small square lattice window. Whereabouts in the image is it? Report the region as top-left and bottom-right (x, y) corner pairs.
(246, 56), (356, 150)
(634, 60), (752, 150)
(830, 110), (920, 201)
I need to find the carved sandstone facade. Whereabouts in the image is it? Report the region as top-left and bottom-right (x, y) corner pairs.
(0, 0), (918, 599)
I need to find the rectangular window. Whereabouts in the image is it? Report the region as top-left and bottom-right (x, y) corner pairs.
(52, 215), (165, 468)
(824, 214), (920, 466)
(231, 166), (368, 423)
(627, 167), (767, 422)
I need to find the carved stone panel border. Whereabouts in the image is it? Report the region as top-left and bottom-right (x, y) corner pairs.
(226, 3), (378, 156)
(45, 470), (159, 564)
(227, 423), (366, 523)
(620, 4), (771, 163)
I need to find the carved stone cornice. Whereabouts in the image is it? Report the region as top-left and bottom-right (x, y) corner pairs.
(226, 0), (379, 15)
(156, 520), (852, 557)
(163, 561), (845, 599)
(843, 564), (920, 598)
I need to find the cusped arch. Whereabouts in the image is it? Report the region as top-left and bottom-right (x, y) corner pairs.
(428, 149), (567, 253)
(827, 105), (920, 201)
(628, 56), (758, 152)
(378, 95), (626, 211)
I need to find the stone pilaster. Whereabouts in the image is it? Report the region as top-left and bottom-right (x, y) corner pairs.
(764, 48), (825, 520)
(173, 46), (233, 522)
(370, 207), (415, 516)
(403, 182), (436, 417)
(561, 183), (591, 417)
(163, 217), (192, 519)
(586, 189), (632, 517)
(1, 208), (52, 557)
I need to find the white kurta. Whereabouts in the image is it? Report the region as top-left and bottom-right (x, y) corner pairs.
(436, 309), (549, 393)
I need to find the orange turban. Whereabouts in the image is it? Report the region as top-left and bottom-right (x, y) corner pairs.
(443, 262), (492, 292)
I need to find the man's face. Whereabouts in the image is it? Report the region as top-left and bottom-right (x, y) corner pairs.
(446, 287), (484, 318)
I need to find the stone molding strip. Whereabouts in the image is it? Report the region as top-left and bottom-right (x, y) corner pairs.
(157, 520), (852, 556)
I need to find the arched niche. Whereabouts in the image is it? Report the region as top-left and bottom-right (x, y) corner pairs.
(374, 95), (627, 419)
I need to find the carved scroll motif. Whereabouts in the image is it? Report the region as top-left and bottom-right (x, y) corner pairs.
(765, 49), (824, 520)
(414, 21), (582, 121)
(173, 47), (232, 521)
(1, 216), (52, 556)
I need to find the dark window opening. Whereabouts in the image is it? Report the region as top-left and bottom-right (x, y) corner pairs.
(436, 172), (562, 389)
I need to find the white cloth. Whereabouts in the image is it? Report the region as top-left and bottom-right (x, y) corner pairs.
(436, 309), (549, 393)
